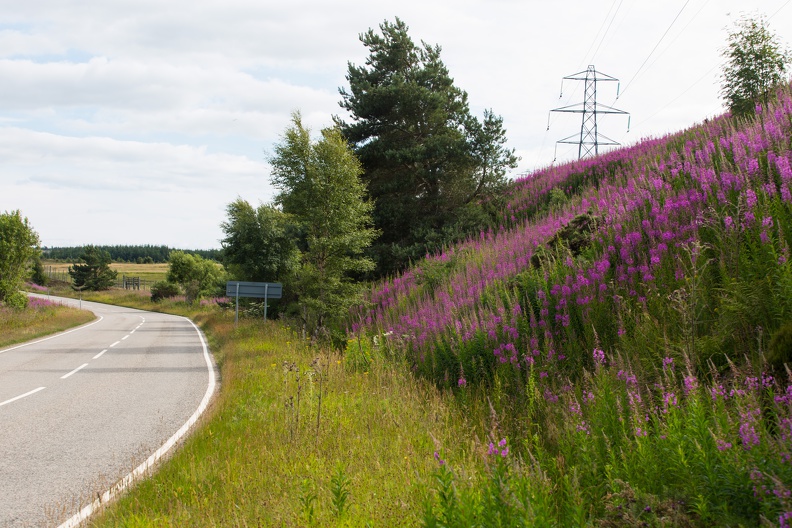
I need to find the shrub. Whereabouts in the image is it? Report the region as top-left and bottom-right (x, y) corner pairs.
(3, 290), (28, 310)
(150, 281), (180, 302)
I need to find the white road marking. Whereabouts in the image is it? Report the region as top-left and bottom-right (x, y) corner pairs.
(121, 335), (129, 340)
(109, 341), (120, 348)
(93, 349), (108, 360)
(0, 387), (46, 408)
(61, 363), (89, 380)
(0, 316), (104, 355)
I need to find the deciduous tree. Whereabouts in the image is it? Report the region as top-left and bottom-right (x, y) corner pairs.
(0, 210), (40, 308)
(270, 112), (377, 338)
(220, 198), (299, 282)
(721, 14), (790, 118)
(166, 251), (223, 304)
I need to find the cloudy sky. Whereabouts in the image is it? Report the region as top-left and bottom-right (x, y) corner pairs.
(2, 0), (791, 249)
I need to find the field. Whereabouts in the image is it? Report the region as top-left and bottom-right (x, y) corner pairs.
(42, 260), (169, 285)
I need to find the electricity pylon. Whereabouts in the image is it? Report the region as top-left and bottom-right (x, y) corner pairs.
(548, 65), (630, 160)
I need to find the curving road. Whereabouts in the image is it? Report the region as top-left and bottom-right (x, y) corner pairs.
(0, 295), (217, 527)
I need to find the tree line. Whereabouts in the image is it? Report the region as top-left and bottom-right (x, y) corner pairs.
(42, 245), (222, 263)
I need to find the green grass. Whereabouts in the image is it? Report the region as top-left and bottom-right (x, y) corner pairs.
(0, 298), (95, 349)
(57, 290), (485, 527)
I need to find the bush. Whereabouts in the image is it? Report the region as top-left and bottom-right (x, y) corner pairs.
(150, 281), (180, 302)
(3, 291), (28, 310)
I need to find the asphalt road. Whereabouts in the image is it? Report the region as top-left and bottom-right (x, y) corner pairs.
(0, 295), (217, 527)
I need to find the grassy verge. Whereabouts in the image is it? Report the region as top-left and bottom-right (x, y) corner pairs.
(0, 296), (95, 349)
(40, 289), (481, 526)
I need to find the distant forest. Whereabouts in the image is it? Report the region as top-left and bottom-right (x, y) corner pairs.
(42, 245), (222, 263)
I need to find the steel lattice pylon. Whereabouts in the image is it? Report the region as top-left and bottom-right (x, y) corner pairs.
(549, 65), (630, 160)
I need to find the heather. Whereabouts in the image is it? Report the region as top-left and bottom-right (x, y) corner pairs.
(353, 85), (792, 525)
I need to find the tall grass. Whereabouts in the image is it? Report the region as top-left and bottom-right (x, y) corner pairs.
(89, 304), (487, 527)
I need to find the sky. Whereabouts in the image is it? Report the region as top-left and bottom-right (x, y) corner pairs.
(2, 0), (792, 250)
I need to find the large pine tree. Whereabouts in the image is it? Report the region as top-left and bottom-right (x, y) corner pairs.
(336, 18), (517, 276)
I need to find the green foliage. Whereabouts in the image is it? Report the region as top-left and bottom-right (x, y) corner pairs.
(768, 319), (792, 370)
(337, 18), (518, 276)
(270, 112), (377, 338)
(4, 290), (29, 310)
(166, 251), (223, 304)
(30, 254), (48, 287)
(220, 199), (299, 282)
(720, 14), (790, 117)
(68, 245), (117, 291)
(0, 210), (40, 304)
(150, 280), (180, 302)
(329, 463), (351, 517)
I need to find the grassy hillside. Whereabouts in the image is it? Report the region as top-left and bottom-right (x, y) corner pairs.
(351, 86), (792, 525)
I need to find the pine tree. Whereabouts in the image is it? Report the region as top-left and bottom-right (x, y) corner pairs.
(69, 245), (117, 291)
(337, 18), (517, 275)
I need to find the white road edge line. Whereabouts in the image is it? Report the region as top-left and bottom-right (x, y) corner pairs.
(0, 316), (104, 355)
(0, 386), (46, 408)
(61, 363), (89, 380)
(93, 349), (108, 360)
(57, 317), (217, 528)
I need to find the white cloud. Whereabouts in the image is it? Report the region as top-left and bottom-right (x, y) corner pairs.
(1, 0), (791, 248)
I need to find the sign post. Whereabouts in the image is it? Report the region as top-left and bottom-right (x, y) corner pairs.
(226, 281), (283, 324)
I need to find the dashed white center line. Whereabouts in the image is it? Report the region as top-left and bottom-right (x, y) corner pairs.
(121, 335), (129, 340)
(0, 387), (46, 408)
(93, 349), (108, 360)
(61, 363), (89, 380)
(109, 341), (120, 348)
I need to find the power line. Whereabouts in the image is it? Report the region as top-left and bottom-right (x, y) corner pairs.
(770, 0), (792, 19)
(588, 0), (626, 65)
(619, 0), (691, 99)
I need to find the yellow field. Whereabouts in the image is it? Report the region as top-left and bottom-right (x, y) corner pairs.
(42, 260), (169, 284)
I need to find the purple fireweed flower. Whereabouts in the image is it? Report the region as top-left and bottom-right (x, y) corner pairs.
(593, 348), (606, 365)
(434, 451), (445, 465)
(683, 375), (698, 395)
(544, 389), (559, 403)
(458, 377), (467, 388)
(739, 408), (762, 450)
(662, 392), (677, 413)
(724, 216), (734, 229)
(716, 438), (732, 451)
(663, 356), (674, 370)
(763, 216), (774, 227)
(745, 188), (758, 208)
(711, 384), (727, 401)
